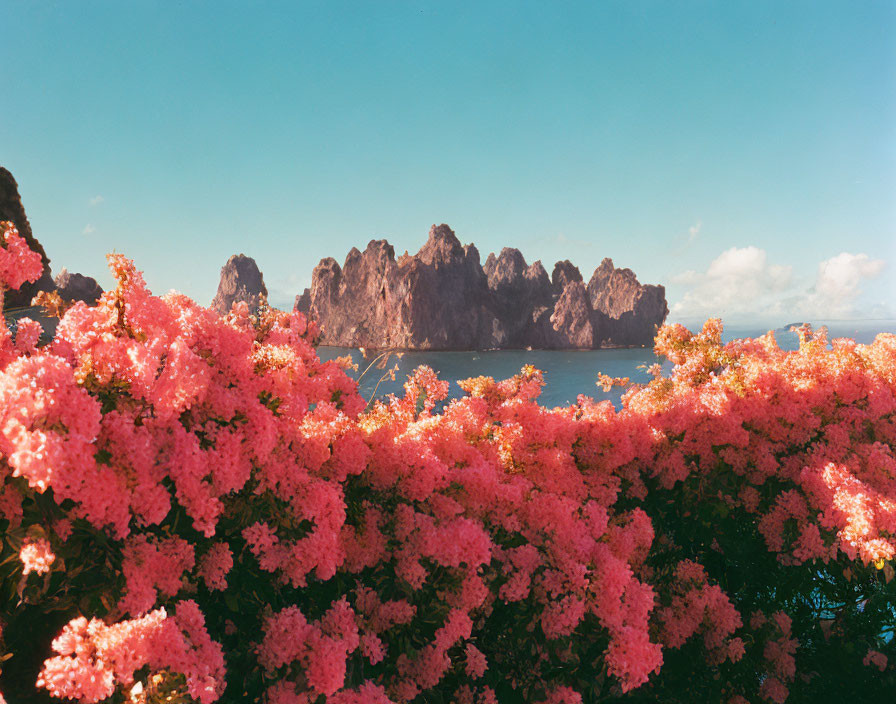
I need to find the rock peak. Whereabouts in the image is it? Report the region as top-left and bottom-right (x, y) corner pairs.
(430, 223), (458, 241)
(55, 268), (103, 305)
(365, 239), (396, 261)
(525, 260), (550, 284)
(551, 260), (583, 291)
(418, 224), (464, 266)
(498, 247), (527, 271)
(211, 254), (268, 315)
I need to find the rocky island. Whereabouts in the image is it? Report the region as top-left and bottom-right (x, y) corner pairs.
(293, 224), (667, 350)
(2, 163), (666, 352)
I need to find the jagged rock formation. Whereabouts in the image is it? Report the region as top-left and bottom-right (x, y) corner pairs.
(54, 268), (103, 305)
(587, 258), (668, 347)
(550, 281), (595, 349)
(298, 229), (499, 349)
(551, 260), (583, 291)
(0, 167), (55, 308)
(211, 254), (268, 315)
(295, 288), (311, 315)
(485, 248), (554, 348)
(297, 224), (668, 350)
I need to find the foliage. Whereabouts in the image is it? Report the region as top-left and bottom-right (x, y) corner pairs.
(0, 220), (894, 703)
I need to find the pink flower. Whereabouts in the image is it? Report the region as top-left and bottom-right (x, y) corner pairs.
(604, 625), (663, 692)
(119, 535), (195, 616)
(37, 605), (225, 704)
(863, 648), (887, 671)
(198, 543), (233, 591)
(464, 644), (487, 679)
(13, 318), (42, 354)
(0, 222), (43, 290)
(20, 537), (55, 576)
(759, 676), (788, 704)
(535, 686), (583, 704)
(360, 633), (385, 664)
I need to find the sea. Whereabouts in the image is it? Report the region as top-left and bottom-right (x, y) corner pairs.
(4, 307), (893, 410)
(318, 320), (896, 410)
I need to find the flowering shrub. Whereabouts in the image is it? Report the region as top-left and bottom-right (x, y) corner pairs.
(0, 219), (894, 702)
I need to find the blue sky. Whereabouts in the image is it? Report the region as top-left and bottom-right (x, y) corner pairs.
(2, 1), (894, 325)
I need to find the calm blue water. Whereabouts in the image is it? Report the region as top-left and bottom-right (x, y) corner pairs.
(319, 320), (896, 409)
(5, 310), (893, 408)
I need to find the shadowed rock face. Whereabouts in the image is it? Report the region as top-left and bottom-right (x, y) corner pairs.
(0, 167), (56, 308)
(295, 288), (311, 314)
(54, 268), (103, 305)
(486, 248), (554, 347)
(302, 227), (499, 349)
(549, 280), (595, 348)
(587, 258), (669, 347)
(211, 254), (268, 315)
(297, 224), (668, 350)
(551, 260), (583, 292)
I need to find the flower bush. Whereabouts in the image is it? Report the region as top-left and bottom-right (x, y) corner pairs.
(0, 219), (894, 702)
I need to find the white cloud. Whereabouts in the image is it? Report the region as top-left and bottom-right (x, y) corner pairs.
(815, 253), (885, 300)
(89, 195), (104, 206)
(688, 221), (701, 243)
(671, 246), (793, 318)
(799, 253), (886, 318)
(82, 224), (96, 235)
(670, 246), (888, 322)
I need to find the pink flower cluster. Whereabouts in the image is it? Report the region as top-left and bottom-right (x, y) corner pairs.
(36, 601), (224, 703)
(19, 537), (55, 576)
(258, 599), (361, 699)
(198, 542), (233, 591)
(864, 648), (888, 671)
(0, 221), (43, 292)
(2, 253), (362, 543)
(354, 365), (667, 695)
(657, 560), (743, 665)
(642, 321), (896, 568)
(748, 610), (799, 703)
(119, 534), (195, 616)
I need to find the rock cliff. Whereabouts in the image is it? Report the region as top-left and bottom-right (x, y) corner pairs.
(54, 268), (103, 305)
(0, 167), (56, 308)
(211, 254), (268, 315)
(298, 224), (667, 350)
(587, 258), (668, 347)
(298, 227), (499, 349)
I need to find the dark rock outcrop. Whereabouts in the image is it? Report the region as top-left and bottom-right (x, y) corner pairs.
(295, 288), (311, 314)
(486, 248), (554, 347)
(54, 268), (103, 305)
(0, 167), (55, 308)
(551, 260), (583, 292)
(549, 280), (595, 348)
(297, 224), (667, 350)
(587, 258), (668, 347)
(211, 254), (268, 315)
